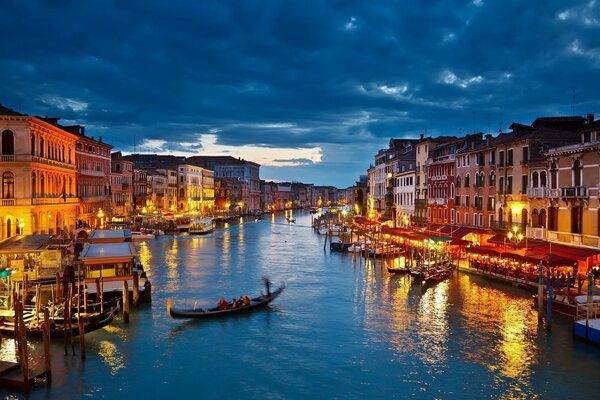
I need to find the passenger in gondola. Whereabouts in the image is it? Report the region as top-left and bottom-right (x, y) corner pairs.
(242, 295), (251, 306)
(218, 298), (228, 310)
(231, 298), (238, 308)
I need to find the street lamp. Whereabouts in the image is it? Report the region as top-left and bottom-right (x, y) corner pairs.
(97, 208), (105, 229)
(506, 225), (524, 246)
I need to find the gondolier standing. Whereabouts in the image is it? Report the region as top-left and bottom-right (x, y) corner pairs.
(264, 278), (271, 297)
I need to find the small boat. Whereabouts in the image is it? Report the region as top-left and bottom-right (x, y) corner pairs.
(309, 207), (319, 214)
(532, 293), (600, 317)
(167, 283), (285, 319)
(286, 217), (296, 224)
(387, 266), (410, 274)
(0, 308), (115, 339)
(423, 263), (455, 283)
(189, 217), (216, 235)
(131, 230), (155, 240)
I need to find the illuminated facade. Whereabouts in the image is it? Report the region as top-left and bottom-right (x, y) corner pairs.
(75, 130), (112, 229)
(0, 105), (78, 238)
(177, 164), (214, 214)
(110, 152), (134, 218)
(545, 117), (600, 247)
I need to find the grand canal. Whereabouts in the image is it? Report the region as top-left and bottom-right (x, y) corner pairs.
(2, 211), (600, 399)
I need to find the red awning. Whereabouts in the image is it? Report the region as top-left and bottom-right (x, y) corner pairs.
(531, 243), (600, 262)
(381, 226), (412, 237)
(451, 239), (471, 246)
(449, 227), (476, 239)
(353, 216), (381, 226)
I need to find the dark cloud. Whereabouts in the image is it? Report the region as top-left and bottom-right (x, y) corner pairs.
(1, 0), (599, 186)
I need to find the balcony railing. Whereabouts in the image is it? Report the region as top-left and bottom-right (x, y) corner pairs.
(491, 220), (528, 231)
(0, 154), (76, 169)
(561, 186), (588, 198)
(427, 198), (447, 205)
(527, 187), (549, 198)
(1, 199), (15, 206)
(79, 168), (106, 177)
(548, 188), (560, 198)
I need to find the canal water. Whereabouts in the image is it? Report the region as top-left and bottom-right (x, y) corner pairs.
(2, 211), (600, 399)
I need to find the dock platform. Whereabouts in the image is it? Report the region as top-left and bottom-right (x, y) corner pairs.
(0, 360), (47, 389)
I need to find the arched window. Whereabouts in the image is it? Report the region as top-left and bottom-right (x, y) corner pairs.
(573, 159), (583, 187)
(532, 171), (539, 188)
(465, 173), (470, 188)
(539, 209), (547, 228)
(40, 137), (44, 158)
(179, 188), (185, 198)
(32, 173), (36, 197)
(489, 171), (496, 187)
(498, 207), (504, 224)
(2, 172), (14, 198)
(31, 134), (36, 155)
(540, 171), (547, 187)
(456, 175), (461, 188)
(2, 130), (15, 155)
(532, 208), (540, 228)
(6, 218), (11, 238)
(450, 183), (455, 198)
(41, 174), (45, 196)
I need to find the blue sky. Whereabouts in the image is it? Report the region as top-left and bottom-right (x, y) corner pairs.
(1, 0), (600, 187)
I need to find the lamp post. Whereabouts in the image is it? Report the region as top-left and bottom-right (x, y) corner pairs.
(506, 225), (524, 247)
(97, 208), (105, 229)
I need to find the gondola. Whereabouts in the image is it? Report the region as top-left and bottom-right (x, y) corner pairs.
(387, 266), (409, 274)
(0, 307), (116, 339)
(423, 263), (455, 283)
(167, 283), (285, 319)
(286, 217), (296, 223)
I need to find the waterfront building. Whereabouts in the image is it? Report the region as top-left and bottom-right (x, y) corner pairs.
(260, 180), (278, 212)
(493, 117), (584, 238)
(132, 166), (148, 213)
(545, 115), (600, 248)
(353, 175), (367, 215)
(314, 186), (339, 207)
(177, 163), (214, 214)
(110, 152), (134, 221)
(455, 133), (495, 230)
(74, 128), (112, 230)
(394, 167), (415, 227)
(146, 169), (168, 212)
(187, 156), (261, 213)
(427, 134), (482, 227)
(215, 177), (248, 214)
(0, 105), (78, 238)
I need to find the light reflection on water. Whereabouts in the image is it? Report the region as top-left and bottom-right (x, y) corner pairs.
(5, 212), (600, 399)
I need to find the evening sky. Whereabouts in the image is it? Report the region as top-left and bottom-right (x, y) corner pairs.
(1, 0), (599, 186)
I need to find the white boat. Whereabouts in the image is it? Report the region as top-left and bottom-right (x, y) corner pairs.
(189, 217), (216, 235)
(131, 230), (156, 240)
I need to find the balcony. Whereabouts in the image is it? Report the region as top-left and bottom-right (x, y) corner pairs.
(548, 188), (560, 198)
(1, 199), (15, 206)
(430, 175), (447, 182)
(527, 187), (549, 198)
(415, 199), (426, 206)
(561, 186), (588, 198)
(491, 220), (528, 231)
(79, 168), (106, 177)
(427, 198), (447, 206)
(32, 196), (79, 205)
(0, 154), (76, 170)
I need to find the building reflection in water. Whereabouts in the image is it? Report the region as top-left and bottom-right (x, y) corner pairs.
(163, 237), (180, 292)
(97, 340), (125, 376)
(379, 266), (538, 398)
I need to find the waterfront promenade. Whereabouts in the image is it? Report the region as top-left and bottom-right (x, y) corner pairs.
(1, 211), (600, 399)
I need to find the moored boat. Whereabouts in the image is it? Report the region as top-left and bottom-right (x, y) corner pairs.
(0, 307), (115, 339)
(131, 230), (156, 240)
(189, 217), (216, 235)
(167, 282), (285, 319)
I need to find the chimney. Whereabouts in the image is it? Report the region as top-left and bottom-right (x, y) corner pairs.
(587, 113), (595, 123)
(485, 134), (492, 146)
(91, 136), (94, 141)
(471, 141), (475, 149)
(420, 133), (424, 140)
(99, 136), (102, 142)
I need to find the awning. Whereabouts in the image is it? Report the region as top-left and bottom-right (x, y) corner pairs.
(449, 227), (477, 239)
(522, 249), (577, 267)
(353, 216), (381, 226)
(530, 243), (600, 263)
(381, 227), (412, 237)
(451, 239), (472, 246)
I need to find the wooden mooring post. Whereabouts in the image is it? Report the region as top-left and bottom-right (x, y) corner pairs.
(132, 272), (140, 307)
(123, 280), (130, 323)
(43, 308), (52, 382)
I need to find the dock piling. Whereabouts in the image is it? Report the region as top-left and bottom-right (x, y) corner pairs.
(43, 308), (52, 382)
(132, 272), (140, 307)
(123, 280), (130, 323)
